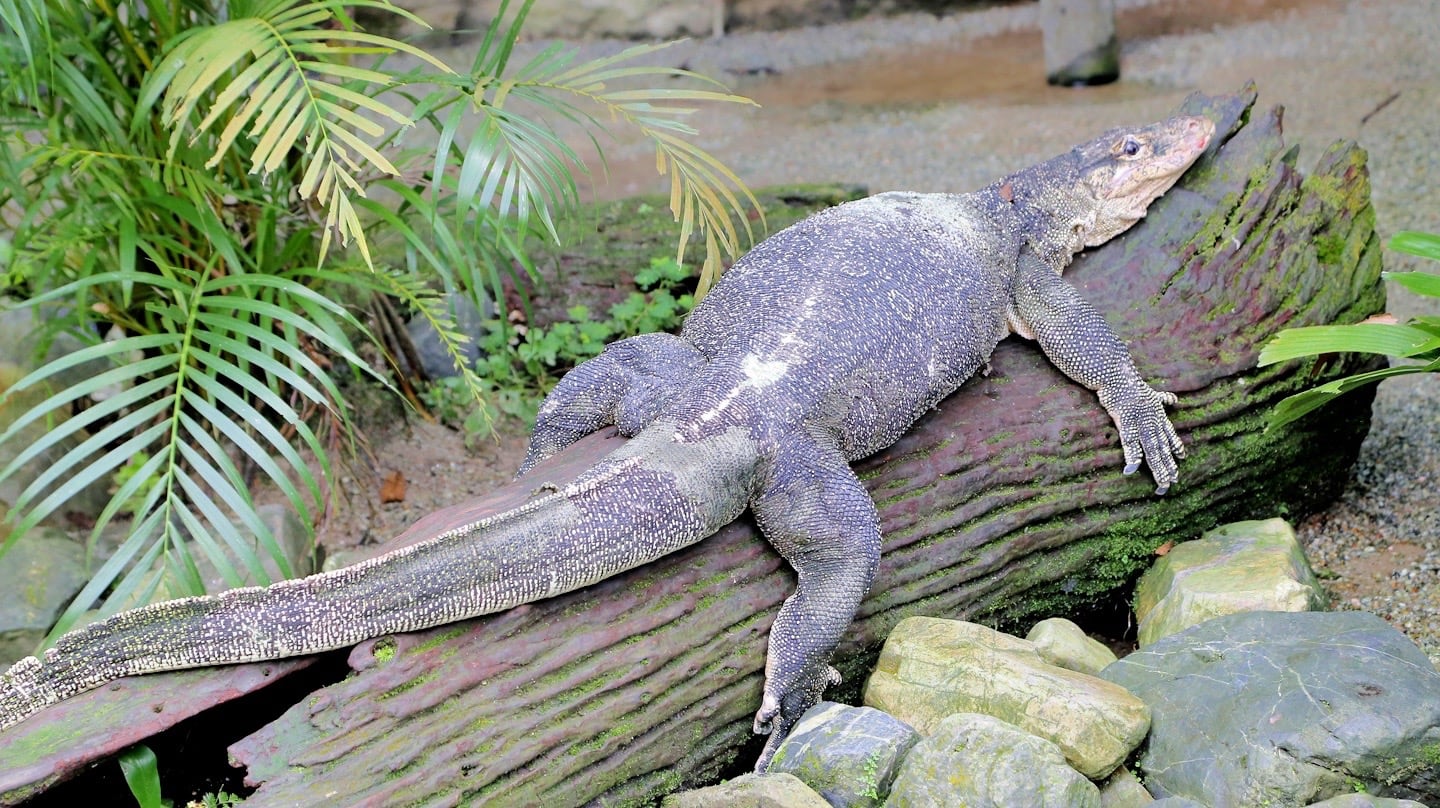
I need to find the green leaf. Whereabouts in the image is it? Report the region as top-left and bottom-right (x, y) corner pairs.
(1390, 231), (1440, 263)
(1257, 323), (1440, 365)
(1268, 359), (1439, 430)
(1384, 270), (1440, 299)
(118, 744), (166, 808)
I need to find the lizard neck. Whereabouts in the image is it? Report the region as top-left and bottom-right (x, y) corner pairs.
(984, 151), (1099, 272)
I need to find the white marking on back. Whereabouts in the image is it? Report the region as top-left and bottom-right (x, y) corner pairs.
(697, 353), (790, 424)
(742, 354), (788, 387)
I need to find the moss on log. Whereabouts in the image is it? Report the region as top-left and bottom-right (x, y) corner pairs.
(0, 87), (1385, 806)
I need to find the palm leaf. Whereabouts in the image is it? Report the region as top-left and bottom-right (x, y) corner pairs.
(1267, 359), (1439, 430)
(0, 259), (381, 638)
(144, 0), (453, 266)
(392, 0), (759, 299)
(1384, 270), (1440, 299)
(1257, 323), (1440, 365)
(1391, 231), (1440, 263)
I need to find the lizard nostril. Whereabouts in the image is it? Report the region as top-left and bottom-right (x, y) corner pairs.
(1188, 119), (1212, 150)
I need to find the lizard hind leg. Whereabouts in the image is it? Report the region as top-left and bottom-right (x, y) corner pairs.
(748, 433), (881, 772)
(517, 332), (705, 476)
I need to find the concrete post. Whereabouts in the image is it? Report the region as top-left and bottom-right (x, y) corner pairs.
(1041, 0), (1120, 86)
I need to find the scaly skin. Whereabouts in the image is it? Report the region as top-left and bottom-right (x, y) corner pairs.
(0, 115), (1214, 771)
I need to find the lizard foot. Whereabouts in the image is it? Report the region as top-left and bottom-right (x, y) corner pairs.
(752, 665), (841, 771)
(1101, 384), (1185, 495)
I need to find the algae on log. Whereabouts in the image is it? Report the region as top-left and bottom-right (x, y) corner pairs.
(0, 88), (1384, 806)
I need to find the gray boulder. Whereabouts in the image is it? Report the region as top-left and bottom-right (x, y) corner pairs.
(1027, 617), (1118, 676)
(404, 292), (490, 379)
(1099, 767), (1154, 807)
(1133, 517), (1326, 646)
(864, 616), (1149, 778)
(1308, 794), (1431, 807)
(1102, 610), (1440, 806)
(661, 772), (831, 808)
(883, 713), (1100, 807)
(766, 701), (920, 808)
(0, 523), (86, 666)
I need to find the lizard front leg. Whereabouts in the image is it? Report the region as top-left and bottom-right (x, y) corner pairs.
(518, 333), (705, 475)
(1008, 249), (1185, 493)
(749, 432), (881, 771)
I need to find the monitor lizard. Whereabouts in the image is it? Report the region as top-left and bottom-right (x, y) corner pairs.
(0, 114), (1215, 770)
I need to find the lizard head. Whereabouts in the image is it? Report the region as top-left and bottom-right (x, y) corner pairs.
(1073, 115), (1215, 246)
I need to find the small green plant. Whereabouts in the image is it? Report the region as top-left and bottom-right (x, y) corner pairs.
(1260, 230), (1440, 428)
(436, 255), (698, 434)
(188, 793), (243, 808)
(118, 744), (167, 808)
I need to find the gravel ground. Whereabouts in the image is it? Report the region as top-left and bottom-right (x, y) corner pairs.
(372, 0), (1440, 657)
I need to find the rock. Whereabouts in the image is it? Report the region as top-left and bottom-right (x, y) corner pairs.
(384, 0), (920, 40)
(1041, 0), (1119, 86)
(1133, 517), (1327, 646)
(0, 303), (112, 392)
(1147, 800), (1205, 808)
(661, 772), (831, 808)
(1102, 611), (1440, 806)
(884, 712), (1100, 808)
(404, 292), (490, 379)
(863, 616), (1148, 778)
(1308, 794), (1432, 808)
(765, 701), (919, 808)
(388, 0), (716, 41)
(1027, 617), (1118, 675)
(0, 523), (86, 667)
(1099, 767), (1154, 808)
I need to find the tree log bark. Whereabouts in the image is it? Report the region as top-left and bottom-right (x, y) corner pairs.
(0, 87), (1385, 807)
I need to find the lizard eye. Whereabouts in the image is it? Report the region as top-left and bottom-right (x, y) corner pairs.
(1121, 137), (1142, 157)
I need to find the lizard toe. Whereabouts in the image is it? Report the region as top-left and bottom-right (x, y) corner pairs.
(753, 693), (781, 735)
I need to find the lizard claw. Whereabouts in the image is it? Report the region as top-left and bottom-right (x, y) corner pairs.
(752, 664), (842, 771)
(1100, 383), (1183, 496)
(753, 693), (781, 736)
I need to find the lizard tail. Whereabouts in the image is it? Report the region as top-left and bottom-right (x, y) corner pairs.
(0, 422), (757, 731)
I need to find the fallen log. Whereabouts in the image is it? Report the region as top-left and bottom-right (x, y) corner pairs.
(0, 86), (1385, 806)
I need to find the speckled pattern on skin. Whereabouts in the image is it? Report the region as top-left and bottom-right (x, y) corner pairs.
(1, 116), (1211, 767)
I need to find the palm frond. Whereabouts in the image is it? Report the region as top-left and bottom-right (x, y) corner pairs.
(433, 27), (762, 297)
(145, 0), (453, 266)
(372, 0), (758, 300)
(1258, 322), (1440, 365)
(0, 260), (382, 638)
